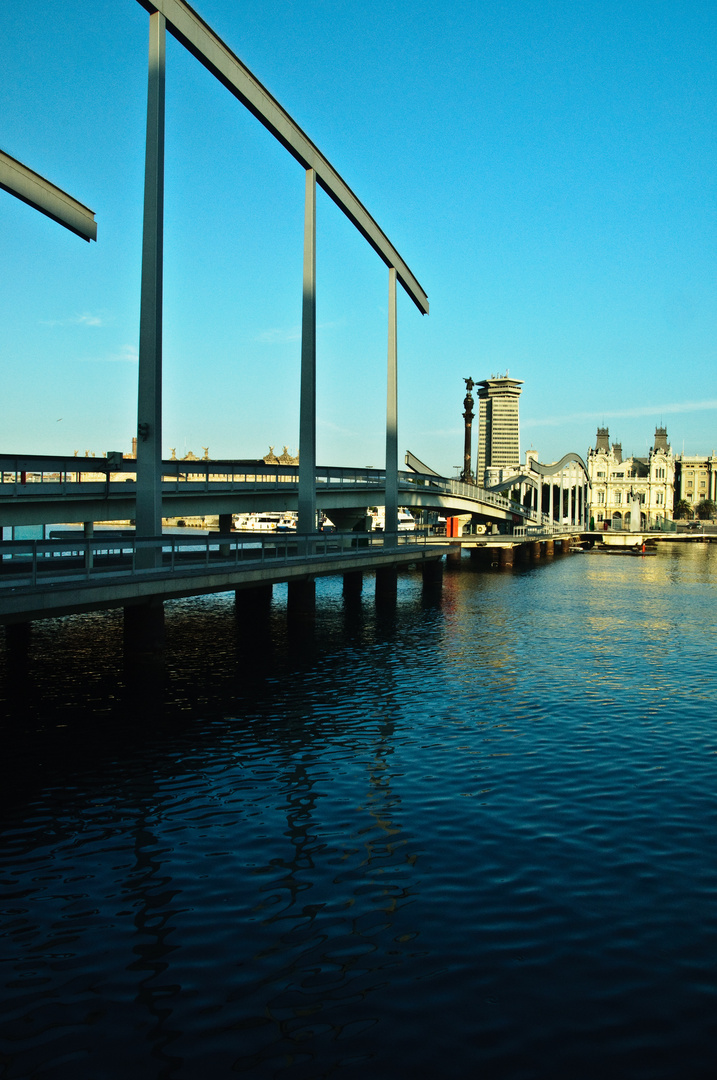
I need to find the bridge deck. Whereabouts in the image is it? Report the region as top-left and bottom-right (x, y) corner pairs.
(0, 457), (535, 527)
(0, 533), (449, 624)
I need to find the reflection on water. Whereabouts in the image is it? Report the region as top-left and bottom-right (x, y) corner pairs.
(2, 543), (717, 1078)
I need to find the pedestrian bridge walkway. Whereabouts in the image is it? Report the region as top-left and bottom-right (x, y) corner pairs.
(0, 530), (450, 624)
(0, 454), (584, 530)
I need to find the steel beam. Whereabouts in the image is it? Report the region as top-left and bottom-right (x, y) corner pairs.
(0, 149), (96, 241)
(298, 169), (317, 534)
(135, 11), (166, 553)
(136, 0), (428, 314)
(384, 267), (398, 535)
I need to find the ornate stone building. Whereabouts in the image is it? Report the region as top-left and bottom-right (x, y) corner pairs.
(587, 427), (675, 528)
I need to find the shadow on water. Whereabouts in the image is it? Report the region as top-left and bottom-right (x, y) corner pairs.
(1, 571), (441, 1078)
(0, 571), (443, 812)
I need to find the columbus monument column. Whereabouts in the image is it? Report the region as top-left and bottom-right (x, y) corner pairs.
(461, 377), (475, 484)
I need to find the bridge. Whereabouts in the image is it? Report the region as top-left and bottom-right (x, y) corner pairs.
(1, 1), (587, 654)
(0, 453), (546, 529)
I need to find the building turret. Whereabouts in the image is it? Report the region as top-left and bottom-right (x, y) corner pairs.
(653, 426), (670, 453)
(594, 427), (610, 452)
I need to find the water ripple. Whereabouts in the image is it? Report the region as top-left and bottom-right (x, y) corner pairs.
(2, 546), (717, 1077)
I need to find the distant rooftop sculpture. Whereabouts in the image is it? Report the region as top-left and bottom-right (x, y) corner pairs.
(263, 446), (299, 466)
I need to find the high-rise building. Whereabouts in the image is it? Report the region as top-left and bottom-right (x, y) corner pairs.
(475, 376), (523, 483)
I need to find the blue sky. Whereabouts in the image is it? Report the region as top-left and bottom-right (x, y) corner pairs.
(1, 0), (715, 475)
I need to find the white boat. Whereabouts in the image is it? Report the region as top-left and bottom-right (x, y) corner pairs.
(370, 508), (416, 532)
(234, 512), (297, 532)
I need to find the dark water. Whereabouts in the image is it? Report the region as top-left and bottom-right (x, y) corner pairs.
(2, 543), (717, 1079)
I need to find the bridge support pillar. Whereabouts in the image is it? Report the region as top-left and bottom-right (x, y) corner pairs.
(375, 566), (397, 603)
(124, 598), (165, 668)
(531, 541), (541, 558)
(561, 538), (571, 554)
(499, 545), (514, 568)
(343, 570), (363, 598)
(84, 521), (94, 569)
(422, 558), (443, 588)
(219, 513), (232, 557)
(288, 579), (315, 618)
(543, 539), (554, 557)
(5, 620), (31, 655)
(236, 584), (272, 614)
(446, 544), (462, 565)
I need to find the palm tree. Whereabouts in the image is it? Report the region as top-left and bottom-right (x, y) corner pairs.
(695, 499), (717, 521)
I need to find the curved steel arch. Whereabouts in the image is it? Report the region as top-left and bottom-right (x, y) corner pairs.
(137, 0), (428, 314)
(529, 452), (589, 479)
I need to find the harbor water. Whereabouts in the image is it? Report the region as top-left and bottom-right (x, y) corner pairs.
(1, 542), (717, 1078)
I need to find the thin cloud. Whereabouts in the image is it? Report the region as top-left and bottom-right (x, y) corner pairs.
(255, 326), (301, 344)
(77, 344), (138, 363)
(523, 400), (717, 429)
(41, 312), (106, 328)
(318, 419), (356, 436)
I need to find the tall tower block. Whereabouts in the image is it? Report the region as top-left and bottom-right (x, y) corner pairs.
(476, 376), (523, 482)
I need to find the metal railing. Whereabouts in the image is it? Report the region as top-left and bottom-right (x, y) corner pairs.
(0, 460), (535, 518)
(0, 529), (438, 592)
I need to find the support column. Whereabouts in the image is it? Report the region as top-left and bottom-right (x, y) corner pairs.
(218, 512), (232, 557)
(5, 621), (31, 655)
(298, 168), (317, 539)
(499, 545), (514, 567)
(422, 558), (443, 588)
(235, 584), (272, 614)
(343, 570), (363, 598)
(288, 579), (315, 617)
(385, 267), (398, 538)
(84, 520), (94, 570)
(375, 566), (398, 603)
(136, 11), (166, 564)
(549, 480), (554, 525)
(124, 598), (165, 664)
